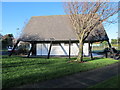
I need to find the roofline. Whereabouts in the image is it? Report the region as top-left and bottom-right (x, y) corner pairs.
(32, 14), (67, 18)
(19, 39), (109, 44)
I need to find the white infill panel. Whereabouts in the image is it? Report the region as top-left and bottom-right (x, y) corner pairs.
(37, 43), (49, 55)
(37, 43), (89, 56)
(37, 44), (42, 55)
(50, 43), (69, 55)
(71, 43), (79, 56)
(42, 43), (49, 55)
(83, 43), (89, 56)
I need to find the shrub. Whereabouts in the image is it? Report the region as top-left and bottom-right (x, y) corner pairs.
(16, 48), (29, 55)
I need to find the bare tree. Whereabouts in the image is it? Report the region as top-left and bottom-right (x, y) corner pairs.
(64, 1), (119, 62)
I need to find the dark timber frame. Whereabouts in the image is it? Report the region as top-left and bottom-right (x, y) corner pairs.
(9, 40), (76, 59)
(32, 42), (36, 56)
(9, 39), (115, 59)
(9, 40), (20, 56)
(47, 41), (52, 59)
(69, 39), (71, 59)
(27, 42), (35, 57)
(107, 40), (115, 59)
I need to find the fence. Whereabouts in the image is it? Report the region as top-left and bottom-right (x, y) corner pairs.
(92, 43), (119, 51)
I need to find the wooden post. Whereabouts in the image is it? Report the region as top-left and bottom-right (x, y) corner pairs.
(105, 51), (108, 58)
(89, 42), (93, 60)
(32, 43), (36, 56)
(88, 42), (91, 55)
(107, 40), (115, 58)
(9, 40), (20, 56)
(104, 48), (108, 58)
(90, 43), (93, 59)
(34, 43), (36, 56)
(47, 41), (52, 59)
(27, 42), (34, 57)
(69, 39), (71, 59)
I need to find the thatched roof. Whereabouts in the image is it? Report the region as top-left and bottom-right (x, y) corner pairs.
(19, 15), (109, 43)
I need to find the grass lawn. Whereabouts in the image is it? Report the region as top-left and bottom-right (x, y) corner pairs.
(2, 55), (119, 88)
(89, 75), (120, 88)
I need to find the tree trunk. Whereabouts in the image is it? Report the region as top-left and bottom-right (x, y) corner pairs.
(76, 39), (83, 62)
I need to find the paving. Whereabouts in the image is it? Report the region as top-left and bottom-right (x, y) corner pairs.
(18, 63), (119, 88)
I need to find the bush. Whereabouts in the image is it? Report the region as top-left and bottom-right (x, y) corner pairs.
(15, 42), (30, 55)
(16, 48), (29, 55)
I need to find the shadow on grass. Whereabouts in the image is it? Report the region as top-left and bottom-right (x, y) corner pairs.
(2, 56), (9, 58)
(3, 61), (78, 88)
(2, 56), (69, 69)
(84, 57), (105, 62)
(3, 56), (103, 67)
(2, 55), (118, 88)
(3, 61), (51, 68)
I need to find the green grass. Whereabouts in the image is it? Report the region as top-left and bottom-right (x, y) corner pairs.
(2, 55), (119, 88)
(89, 75), (120, 88)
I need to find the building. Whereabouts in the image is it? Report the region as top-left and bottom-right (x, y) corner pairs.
(10, 15), (110, 58)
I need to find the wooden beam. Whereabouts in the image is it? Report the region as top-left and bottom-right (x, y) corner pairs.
(76, 43), (79, 48)
(9, 40), (20, 56)
(47, 41), (52, 59)
(107, 40), (115, 58)
(23, 40), (108, 44)
(27, 42), (34, 57)
(59, 43), (68, 56)
(69, 39), (71, 59)
(23, 40), (79, 43)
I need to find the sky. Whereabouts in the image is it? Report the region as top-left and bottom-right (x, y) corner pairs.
(1, 2), (119, 41)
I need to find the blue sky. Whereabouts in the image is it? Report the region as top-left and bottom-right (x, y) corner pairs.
(1, 2), (119, 40)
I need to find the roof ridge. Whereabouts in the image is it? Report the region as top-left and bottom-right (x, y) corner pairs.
(32, 15), (66, 18)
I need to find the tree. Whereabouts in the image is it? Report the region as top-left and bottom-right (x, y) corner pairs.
(64, 1), (119, 62)
(111, 39), (117, 44)
(2, 34), (14, 49)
